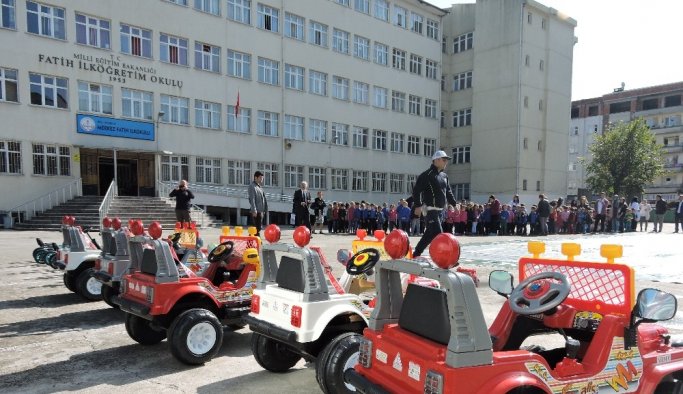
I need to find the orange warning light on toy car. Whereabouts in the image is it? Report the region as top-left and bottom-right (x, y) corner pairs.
(264, 224), (281, 243)
(293, 226), (311, 247)
(429, 233), (460, 269)
(102, 216), (112, 229)
(148, 221), (162, 240)
(384, 229), (410, 259)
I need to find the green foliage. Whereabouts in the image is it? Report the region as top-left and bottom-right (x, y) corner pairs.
(581, 118), (665, 198)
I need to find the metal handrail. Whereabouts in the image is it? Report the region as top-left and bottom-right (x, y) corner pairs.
(190, 203), (205, 228)
(8, 178), (83, 223)
(98, 180), (118, 231)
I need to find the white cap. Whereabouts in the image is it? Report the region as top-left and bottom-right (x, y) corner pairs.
(431, 150), (451, 160)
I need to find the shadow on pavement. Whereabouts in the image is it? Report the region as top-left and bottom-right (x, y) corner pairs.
(0, 292), (97, 310)
(197, 366), (315, 394)
(0, 307), (123, 338)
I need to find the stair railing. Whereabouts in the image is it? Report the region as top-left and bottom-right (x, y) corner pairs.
(98, 180), (118, 230)
(190, 204), (205, 228)
(9, 178), (83, 223)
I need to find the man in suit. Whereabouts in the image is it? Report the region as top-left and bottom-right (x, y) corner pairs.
(248, 171), (268, 236)
(293, 181), (312, 231)
(675, 194), (683, 233)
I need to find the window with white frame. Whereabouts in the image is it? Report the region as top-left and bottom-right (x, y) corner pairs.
(161, 155), (189, 182)
(309, 119), (327, 143)
(389, 173), (404, 193)
(26, 1), (64, 39)
(536, 180), (540, 192)
(353, 35), (370, 60)
(256, 162), (278, 187)
(227, 49), (251, 79)
(309, 20), (327, 47)
(390, 132), (404, 153)
(227, 159), (251, 185)
(29, 73), (68, 109)
(120, 24), (152, 58)
(354, 0), (369, 14)
(426, 19), (439, 40)
(425, 99), (437, 119)
(1, 0), (16, 29)
(452, 183), (470, 200)
(227, 105), (250, 132)
(453, 108), (472, 127)
(332, 28), (349, 54)
(453, 71), (472, 91)
(335, 0), (349, 6)
(372, 129), (387, 151)
(167, 0), (187, 6)
(393, 6), (407, 28)
(284, 115), (304, 140)
(257, 57), (279, 85)
(373, 86), (387, 108)
(407, 174), (417, 191)
(453, 32), (473, 53)
(257, 110), (278, 136)
(407, 135), (420, 155)
(309, 70), (327, 96)
(284, 12), (304, 40)
(78, 81), (113, 114)
(392, 48), (406, 70)
(568, 162), (576, 171)
(122, 88), (152, 120)
(374, 42), (388, 65)
(408, 95), (421, 116)
(352, 126), (368, 148)
(332, 76), (349, 100)
(374, 0), (388, 21)
(452, 146), (470, 164)
(194, 42), (220, 72)
(284, 164), (303, 188)
(352, 170), (368, 191)
(309, 167), (326, 190)
(423, 138), (436, 157)
(409, 54), (422, 75)
(410, 13), (423, 34)
(331, 122), (349, 145)
(195, 157), (221, 184)
(285, 64), (304, 90)
(391, 91), (405, 112)
(195, 99), (221, 129)
(32, 144), (70, 176)
(75, 13), (110, 49)
(372, 172), (386, 192)
(194, 0), (219, 15)
(332, 168), (348, 190)
(160, 95), (189, 125)
(442, 36), (447, 53)
(257, 3), (278, 32)
(425, 59), (437, 79)
(0, 140), (21, 174)
(227, 0), (250, 24)
(353, 81), (369, 104)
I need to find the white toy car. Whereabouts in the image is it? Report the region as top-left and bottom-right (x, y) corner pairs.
(58, 216), (103, 301)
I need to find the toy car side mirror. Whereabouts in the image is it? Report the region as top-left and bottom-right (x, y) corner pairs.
(489, 270), (514, 297)
(633, 288), (677, 322)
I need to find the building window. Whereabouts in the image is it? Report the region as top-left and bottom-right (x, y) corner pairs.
(523, 137), (528, 149)
(284, 12), (304, 40)
(537, 140), (543, 151)
(284, 114), (304, 140)
(284, 165), (304, 188)
(393, 6), (407, 28)
(0, 67), (18, 102)
(389, 173), (404, 193)
(441, 75), (446, 91)
(0, 140), (21, 174)
(453, 32), (473, 53)
(372, 129), (387, 151)
(408, 95), (421, 116)
(354, 0), (369, 14)
(538, 99), (544, 111)
(372, 172), (386, 192)
(354, 35), (370, 60)
(161, 155), (189, 182)
(588, 105), (599, 116)
(335, 0), (350, 6)
(27, 1), (64, 39)
(309, 119), (327, 143)
(257, 110), (278, 136)
(29, 73), (68, 109)
(373, 0), (388, 21)
(194, 99), (221, 129)
(407, 136), (420, 155)
(352, 126), (369, 148)
(121, 88), (152, 120)
(332, 76), (349, 100)
(160, 33), (188, 65)
(332, 28), (350, 54)
(194, 0), (219, 15)
(407, 174), (417, 191)
(256, 162), (278, 187)
(195, 157), (221, 184)
(536, 180), (540, 191)
(542, 18), (546, 29)
(392, 48), (406, 70)
(331, 168), (348, 190)
(227, 49), (251, 79)
(391, 91), (405, 112)
(409, 54), (422, 75)
(410, 12), (423, 34)
(160, 95), (189, 125)
(539, 59), (544, 71)
(423, 139), (436, 157)
(440, 111), (445, 128)
(525, 55), (530, 66)
(426, 19), (439, 40)
(75, 13), (110, 49)
(452, 108), (472, 127)
(32, 144), (70, 176)
(527, 12), (532, 24)
(308, 166), (326, 190)
(522, 179), (527, 191)
(452, 183), (470, 200)
(442, 36), (447, 54)
(373, 86), (387, 109)
(572, 126), (578, 135)
(453, 71), (472, 91)
(284, 64), (304, 91)
(452, 146), (470, 164)
(331, 122), (349, 146)
(78, 81), (112, 114)
(374, 42), (388, 66)
(227, 160), (251, 185)
(120, 24), (152, 58)
(568, 162), (576, 171)
(227, 0), (250, 24)
(425, 59), (437, 80)
(425, 99), (437, 119)
(227, 105), (250, 132)
(353, 81), (369, 104)
(390, 132), (404, 153)
(195, 42), (220, 72)
(524, 96), (529, 108)
(664, 95), (681, 107)
(309, 70), (327, 96)
(257, 57), (279, 85)
(1, 0), (16, 29)
(352, 170), (368, 191)
(257, 3), (278, 32)
(309, 20), (328, 47)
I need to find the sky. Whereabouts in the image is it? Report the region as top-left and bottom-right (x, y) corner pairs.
(429, 0), (683, 100)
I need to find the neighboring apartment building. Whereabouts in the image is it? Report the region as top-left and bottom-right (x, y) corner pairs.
(567, 97), (602, 198)
(0, 0), (445, 218)
(569, 82), (683, 201)
(440, 0), (576, 205)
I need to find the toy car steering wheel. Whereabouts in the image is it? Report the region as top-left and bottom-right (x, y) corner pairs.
(509, 272), (571, 315)
(208, 241), (234, 263)
(346, 248), (380, 275)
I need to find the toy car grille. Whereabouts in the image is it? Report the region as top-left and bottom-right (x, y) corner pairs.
(230, 239), (260, 257)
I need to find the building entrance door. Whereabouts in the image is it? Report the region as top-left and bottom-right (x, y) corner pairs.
(99, 157), (138, 196)
(80, 148), (154, 196)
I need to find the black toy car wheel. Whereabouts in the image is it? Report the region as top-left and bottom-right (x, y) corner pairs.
(32, 247), (46, 263)
(316, 332), (362, 393)
(45, 252), (57, 267)
(101, 285), (120, 309)
(168, 308), (223, 365)
(63, 272), (77, 293)
(75, 268), (102, 301)
(35, 249), (49, 264)
(125, 313), (166, 345)
(251, 333), (302, 372)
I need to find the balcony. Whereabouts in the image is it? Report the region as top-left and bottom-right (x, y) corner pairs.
(663, 163), (683, 171)
(649, 123), (683, 135)
(662, 143), (683, 153)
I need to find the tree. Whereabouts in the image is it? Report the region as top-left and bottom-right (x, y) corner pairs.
(581, 118), (665, 198)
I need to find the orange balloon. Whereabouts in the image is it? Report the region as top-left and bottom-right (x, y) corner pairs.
(429, 233), (460, 269)
(264, 224), (281, 243)
(293, 226), (311, 247)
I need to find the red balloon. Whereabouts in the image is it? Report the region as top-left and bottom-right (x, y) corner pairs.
(148, 221), (163, 240)
(429, 233), (461, 269)
(102, 217), (112, 229)
(356, 228), (367, 240)
(67, 216), (76, 226)
(384, 230), (409, 259)
(374, 230), (385, 242)
(62, 215), (70, 225)
(264, 224), (281, 243)
(131, 220), (144, 236)
(293, 226), (311, 247)
(112, 218), (122, 231)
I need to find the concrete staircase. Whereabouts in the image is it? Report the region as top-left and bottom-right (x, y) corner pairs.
(12, 196), (222, 231)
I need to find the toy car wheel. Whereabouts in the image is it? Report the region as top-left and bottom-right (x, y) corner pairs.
(168, 308), (223, 365)
(32, 247), (46, 263)
(35, 249), (49, 264)
(251, 333), (302, 372)
(316, 332), (362, 394)
(101, 285), (120, 309)
(75, 268), (102, 301)
(45, 251), (57, 267)
(125, 313), (166, 345)
(63, 272), (77, 293)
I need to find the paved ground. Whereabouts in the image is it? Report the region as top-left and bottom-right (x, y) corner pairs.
(0, 226), (681, 393)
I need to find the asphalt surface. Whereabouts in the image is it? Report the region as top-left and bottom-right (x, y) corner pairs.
(1, 226), (681, 393)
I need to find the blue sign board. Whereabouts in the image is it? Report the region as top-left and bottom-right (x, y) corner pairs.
(76, 114), (155, 141)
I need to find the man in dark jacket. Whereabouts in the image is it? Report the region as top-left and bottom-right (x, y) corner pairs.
(293, 181), (312, 231)
(411, 150), (457, 257)
(537, 194), (550, 236)
(653, 194), (667, 233)
(169, 180), (194, 224)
